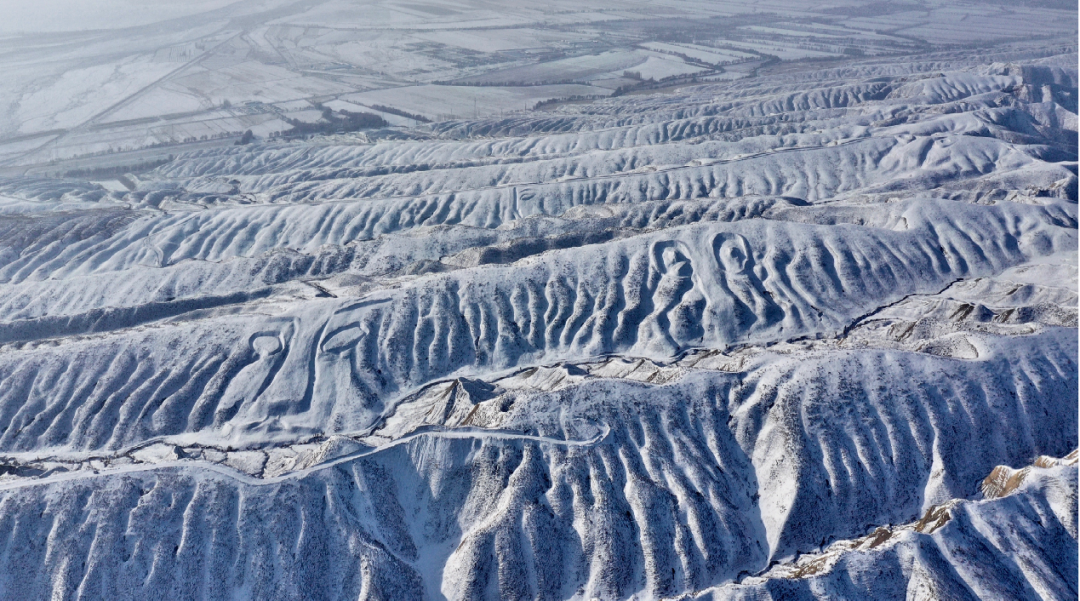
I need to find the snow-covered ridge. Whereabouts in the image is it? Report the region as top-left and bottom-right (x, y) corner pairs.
(0, 43), (1074, 600)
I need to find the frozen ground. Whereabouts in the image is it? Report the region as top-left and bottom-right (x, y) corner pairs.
(0, 2), (1077, 600)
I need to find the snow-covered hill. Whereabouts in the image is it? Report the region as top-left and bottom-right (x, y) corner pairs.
(0, 40), (1075, 600)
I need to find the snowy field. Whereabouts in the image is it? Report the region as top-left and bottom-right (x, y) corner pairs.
(344, 84), (610, 121)
(3, 0), (1073, 169)
(0, 1), (1076, 600)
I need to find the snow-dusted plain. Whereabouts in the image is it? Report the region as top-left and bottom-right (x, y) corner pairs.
(0, 5), (1076, 600)
(1, 0), (1076, 167)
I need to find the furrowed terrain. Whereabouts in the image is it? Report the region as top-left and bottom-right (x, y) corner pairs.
(0, 38), (1075, 600)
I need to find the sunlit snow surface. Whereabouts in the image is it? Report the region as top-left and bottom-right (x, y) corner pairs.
(0, 34), (1076, 601)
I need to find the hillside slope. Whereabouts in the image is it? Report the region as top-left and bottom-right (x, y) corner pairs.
(0, 40), (1075, 600)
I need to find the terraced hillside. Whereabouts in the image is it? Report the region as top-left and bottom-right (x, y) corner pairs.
(0, 39), (1075, 600)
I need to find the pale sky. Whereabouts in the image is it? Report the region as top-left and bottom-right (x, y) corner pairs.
(0, 0), (244, 33)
